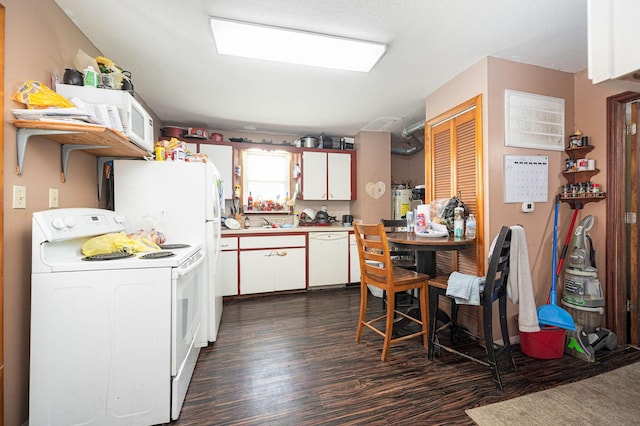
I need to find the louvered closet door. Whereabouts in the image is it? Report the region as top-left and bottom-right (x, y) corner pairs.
(427, 97), (483, 278)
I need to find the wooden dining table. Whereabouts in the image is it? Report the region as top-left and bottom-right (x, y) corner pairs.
(386, 232), (475, 278)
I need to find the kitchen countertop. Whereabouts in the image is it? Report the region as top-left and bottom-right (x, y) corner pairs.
(221, 224), (353, 235)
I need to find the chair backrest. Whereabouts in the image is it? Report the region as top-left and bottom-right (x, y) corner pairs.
(353, 223), (395, 289)
(483, 226), (512, 303)
(381, 218), (407, 232)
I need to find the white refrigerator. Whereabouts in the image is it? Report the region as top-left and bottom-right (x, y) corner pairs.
(113, 159), (224, 343)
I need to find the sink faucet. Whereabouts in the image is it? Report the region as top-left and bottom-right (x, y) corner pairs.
(261, 217), (271, 226)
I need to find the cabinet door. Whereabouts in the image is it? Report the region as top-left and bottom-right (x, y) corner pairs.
(199, 144), (233, 200)
(272, 247), (306, 291)
(588, 0), (640, 83)
(217, 250), (238, 296)
(302, 151), (327, 200)
(239, 250), (274, 294)
(327, 152), (351, 200)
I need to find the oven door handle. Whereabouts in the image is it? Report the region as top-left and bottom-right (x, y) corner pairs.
(177, 251), (206, 277)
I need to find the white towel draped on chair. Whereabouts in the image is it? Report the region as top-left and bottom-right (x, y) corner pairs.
(506, 225), (540, 332)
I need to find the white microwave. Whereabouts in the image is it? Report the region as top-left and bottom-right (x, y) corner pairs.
(56, 84), (155, 152)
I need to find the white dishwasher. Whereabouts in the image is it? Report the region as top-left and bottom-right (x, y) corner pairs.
(308, 231), (349, 286)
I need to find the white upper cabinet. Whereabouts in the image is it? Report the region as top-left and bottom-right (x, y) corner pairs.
(588, 0), (640, 84)
(327, 152), (351, 200)
(302, 151), (327, 200)
(301, 151), (352, 200)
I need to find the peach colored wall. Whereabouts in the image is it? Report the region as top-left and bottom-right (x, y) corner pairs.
(485, 58), (575, 309)
(424, 57), (579, 337)
(2, 1), (168, 423)
(390, 152), (425, 188)
(352, 131), (391, 223)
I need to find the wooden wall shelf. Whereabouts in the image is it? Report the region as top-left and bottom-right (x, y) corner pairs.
(13, 120), (148, 181)
(560, 194), (606, 209)
(562, 169), (600, 185)
(565, 145), (595, 160)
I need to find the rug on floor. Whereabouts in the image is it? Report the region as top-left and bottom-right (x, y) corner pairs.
(466, 361), (640, 425)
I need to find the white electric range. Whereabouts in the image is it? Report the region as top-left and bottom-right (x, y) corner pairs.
(29, 208), (205, 425)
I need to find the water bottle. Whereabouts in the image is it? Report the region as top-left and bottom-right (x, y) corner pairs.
(466, 214), (476, 239)
(405, 210), (414, 233)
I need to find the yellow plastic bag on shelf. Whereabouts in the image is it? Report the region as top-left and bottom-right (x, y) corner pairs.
(12, 80), (74, 109)
(81, 231), (160, 256)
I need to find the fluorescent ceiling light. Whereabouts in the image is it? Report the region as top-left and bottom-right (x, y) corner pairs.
(210, 17), (386, 73)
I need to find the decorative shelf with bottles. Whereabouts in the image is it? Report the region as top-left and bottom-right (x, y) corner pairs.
(13, 120), (148, 181)
(559, 136), (606, 209)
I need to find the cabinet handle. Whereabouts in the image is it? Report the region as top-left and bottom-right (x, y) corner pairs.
(265, 250), (288, 257)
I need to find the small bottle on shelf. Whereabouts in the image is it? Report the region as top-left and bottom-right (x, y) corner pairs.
(247, 192), (253, 211)
(454, 206), (464, 238)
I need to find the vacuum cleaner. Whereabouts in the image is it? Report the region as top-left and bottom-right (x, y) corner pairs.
(561, 215), (617, 362)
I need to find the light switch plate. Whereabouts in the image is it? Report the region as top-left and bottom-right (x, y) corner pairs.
(13, 185), (26, 209)
(49, 188), (59, 208)
(521, 202), (535, 213)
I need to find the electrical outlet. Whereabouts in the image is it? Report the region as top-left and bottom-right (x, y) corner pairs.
(49, 188), (59, 208)
(13, 185), (26, 209)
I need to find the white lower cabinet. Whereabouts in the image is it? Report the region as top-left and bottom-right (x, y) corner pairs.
(218, 237), (239, 296)
(239, 235), (307, 294)
(349, 233), (361, 283)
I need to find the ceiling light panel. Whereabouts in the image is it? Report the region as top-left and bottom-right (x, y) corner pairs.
(210, 17), (386, 73)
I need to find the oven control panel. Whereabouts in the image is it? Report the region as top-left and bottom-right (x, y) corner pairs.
(33, 208), (126, 242)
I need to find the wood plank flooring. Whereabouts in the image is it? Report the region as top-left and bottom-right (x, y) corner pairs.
(170, 286), (640, 425)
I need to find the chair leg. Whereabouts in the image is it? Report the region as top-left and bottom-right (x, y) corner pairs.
(356, 282), (368, 342)
(483, 296), (502, 390)
(450, 298), (459, 344)
(381, 291), (396, 361)
(419, 284), (428, 349)
(427, 285), (439, 360)
(498, 294), (516, 371)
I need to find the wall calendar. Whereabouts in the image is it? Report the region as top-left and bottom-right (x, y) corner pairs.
(504, 155), (549, 203)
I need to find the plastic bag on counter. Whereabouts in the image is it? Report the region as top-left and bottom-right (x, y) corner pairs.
(12, 80), (74, 109)
(128, 229), (166, 245)
(81, 231), (161, 256)
(432, 196), (469, 234)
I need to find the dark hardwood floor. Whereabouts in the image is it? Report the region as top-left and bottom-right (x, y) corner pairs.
(171, 286), (640, 425)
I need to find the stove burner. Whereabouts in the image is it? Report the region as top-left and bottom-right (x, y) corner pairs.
(82, 252), (134, 261)
(140, 251), (176, 259)
(159, 243), (191, 250)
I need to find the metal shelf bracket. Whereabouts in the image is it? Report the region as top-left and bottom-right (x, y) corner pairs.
(16, 127), (81, 175)
(61, 144), (110, 182)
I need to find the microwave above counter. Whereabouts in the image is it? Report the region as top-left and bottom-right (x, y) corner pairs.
(55, 83), (154, 152)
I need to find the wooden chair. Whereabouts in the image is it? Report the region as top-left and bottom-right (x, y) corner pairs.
(354, 223), (429, 361)
(380, 218), (418, 309)
(381, 218), (417, 270)
(427, 226), (516, 390)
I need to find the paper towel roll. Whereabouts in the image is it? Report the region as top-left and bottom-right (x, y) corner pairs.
(415, 204), (431, 233)
(417, 204), (431, 221)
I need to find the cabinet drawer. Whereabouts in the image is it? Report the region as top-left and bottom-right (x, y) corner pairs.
(220, 237), (238, 251)
(240, 235), (306, 249)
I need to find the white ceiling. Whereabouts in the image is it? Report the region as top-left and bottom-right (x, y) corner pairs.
(53, 0), (588, 141)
